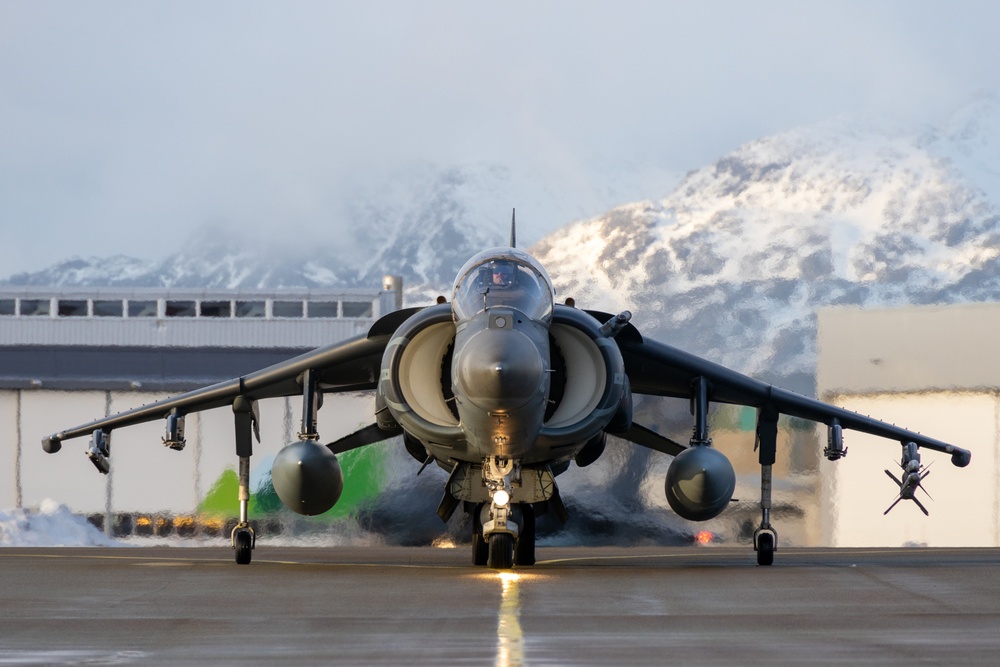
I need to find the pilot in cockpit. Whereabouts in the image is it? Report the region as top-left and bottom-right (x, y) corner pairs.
(489, 261), (516, 288)
(452, 251), (554, 322)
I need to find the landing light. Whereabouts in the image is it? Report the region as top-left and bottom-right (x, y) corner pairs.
(493, 489), (510, 508)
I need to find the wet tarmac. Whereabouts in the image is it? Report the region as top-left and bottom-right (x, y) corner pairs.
(1, 545), (999, 666)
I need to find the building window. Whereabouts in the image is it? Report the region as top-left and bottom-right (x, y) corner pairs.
(235, 300), (265, 318)
(165, 300), (196, 317)
(200, 301), (232, 318)
(128, 300), (158, 317)
(20, 299), (51, 316)
(93, 300), (124, 317)
(307, 301), (339, 318)
(342, 301), (373, 318)
(272, 300), (303, 318)
(58, 300), (88, 317)
(0, 299), (14, 316)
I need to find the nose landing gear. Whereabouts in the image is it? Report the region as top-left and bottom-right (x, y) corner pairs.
(474, 457), (537, 569)
(472, 502), (536, 569)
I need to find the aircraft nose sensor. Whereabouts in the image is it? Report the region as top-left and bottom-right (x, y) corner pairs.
(455, 327), (545, 412)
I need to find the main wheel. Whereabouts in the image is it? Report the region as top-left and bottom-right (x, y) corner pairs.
(487, 533), (515, 570)
(234, 529), (253, 565)
(756, 532), (775, 567)
(472, 532), (489, 566)
(514, 505), (535, 567)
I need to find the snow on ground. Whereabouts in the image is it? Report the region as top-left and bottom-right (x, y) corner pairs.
(0, 501), (389, 548)
(0, 500), (122, 547)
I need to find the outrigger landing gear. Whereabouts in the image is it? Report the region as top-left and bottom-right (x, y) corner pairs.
(754, 405), (779, 567)
(233, 525), (255, 565)
(231, 453), (256, 565)
(753, 463), (777, 567)
(231, 396), (259, 565)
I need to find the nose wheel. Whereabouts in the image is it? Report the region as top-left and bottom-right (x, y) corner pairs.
(471, 500), (535, 569)
(488, 533), (515, 569)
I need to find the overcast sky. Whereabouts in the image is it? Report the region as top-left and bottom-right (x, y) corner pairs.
(2, 1), (999, 277)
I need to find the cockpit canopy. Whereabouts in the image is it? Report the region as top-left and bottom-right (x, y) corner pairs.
(452, 248), (555, 322)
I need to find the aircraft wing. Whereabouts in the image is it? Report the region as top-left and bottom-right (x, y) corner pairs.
(600, 313), (971, 466)
(43, 307), (422, 448)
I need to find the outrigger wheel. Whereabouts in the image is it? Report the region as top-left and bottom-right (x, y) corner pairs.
(754, 529), (776, 567)
(233, 525), (255, 565)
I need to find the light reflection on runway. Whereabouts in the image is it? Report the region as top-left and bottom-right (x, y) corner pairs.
(495, 572), (524, 667)
(3, 546), (1000, 666)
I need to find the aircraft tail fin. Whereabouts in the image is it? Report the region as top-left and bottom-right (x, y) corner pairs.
(510, 208), (516, 248)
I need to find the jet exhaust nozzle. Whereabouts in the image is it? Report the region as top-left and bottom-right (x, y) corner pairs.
(271, 441), (344, 516)
(665, 445), (736, 522)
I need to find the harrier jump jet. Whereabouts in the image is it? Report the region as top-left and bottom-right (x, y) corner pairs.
(43, 217), (971, 568)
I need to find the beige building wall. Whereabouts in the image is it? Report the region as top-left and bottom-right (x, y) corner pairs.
(821, 392), (999, 546)
(0, 391), (20, 508)
(818, 303), (1000, 547)
(4, 387), (373, 518)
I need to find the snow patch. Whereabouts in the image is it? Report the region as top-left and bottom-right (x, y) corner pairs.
(0, 500), (123, 547)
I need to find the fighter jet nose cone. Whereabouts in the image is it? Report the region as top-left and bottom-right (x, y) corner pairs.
(456, 328), (544, 411)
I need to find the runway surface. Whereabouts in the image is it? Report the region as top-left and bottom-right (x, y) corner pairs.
(2, 545), (999, 666)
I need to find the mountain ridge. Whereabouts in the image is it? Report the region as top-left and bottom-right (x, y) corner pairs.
(6, 98), (1000, 392)
(533, 101), (1000, 388)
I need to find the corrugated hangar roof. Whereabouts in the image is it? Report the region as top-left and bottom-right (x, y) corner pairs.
(0, 282), (402, 390)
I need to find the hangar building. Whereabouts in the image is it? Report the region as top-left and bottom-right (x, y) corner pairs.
(0, 279), (402, 530)
(5, 281), (991, 547)
(817, 303), (1000, 547)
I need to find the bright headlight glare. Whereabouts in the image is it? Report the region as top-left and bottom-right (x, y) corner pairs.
(493, 489), (510, 507)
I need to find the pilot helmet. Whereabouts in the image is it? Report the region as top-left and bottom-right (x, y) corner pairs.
(489, 261), (516, 287)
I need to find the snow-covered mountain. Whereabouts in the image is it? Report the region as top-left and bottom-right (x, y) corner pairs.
(2, 238), (358, 290)
(6, 96), (1000, 392)
(534, 97), (1000, 391)
(3, 161), (663, 290)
